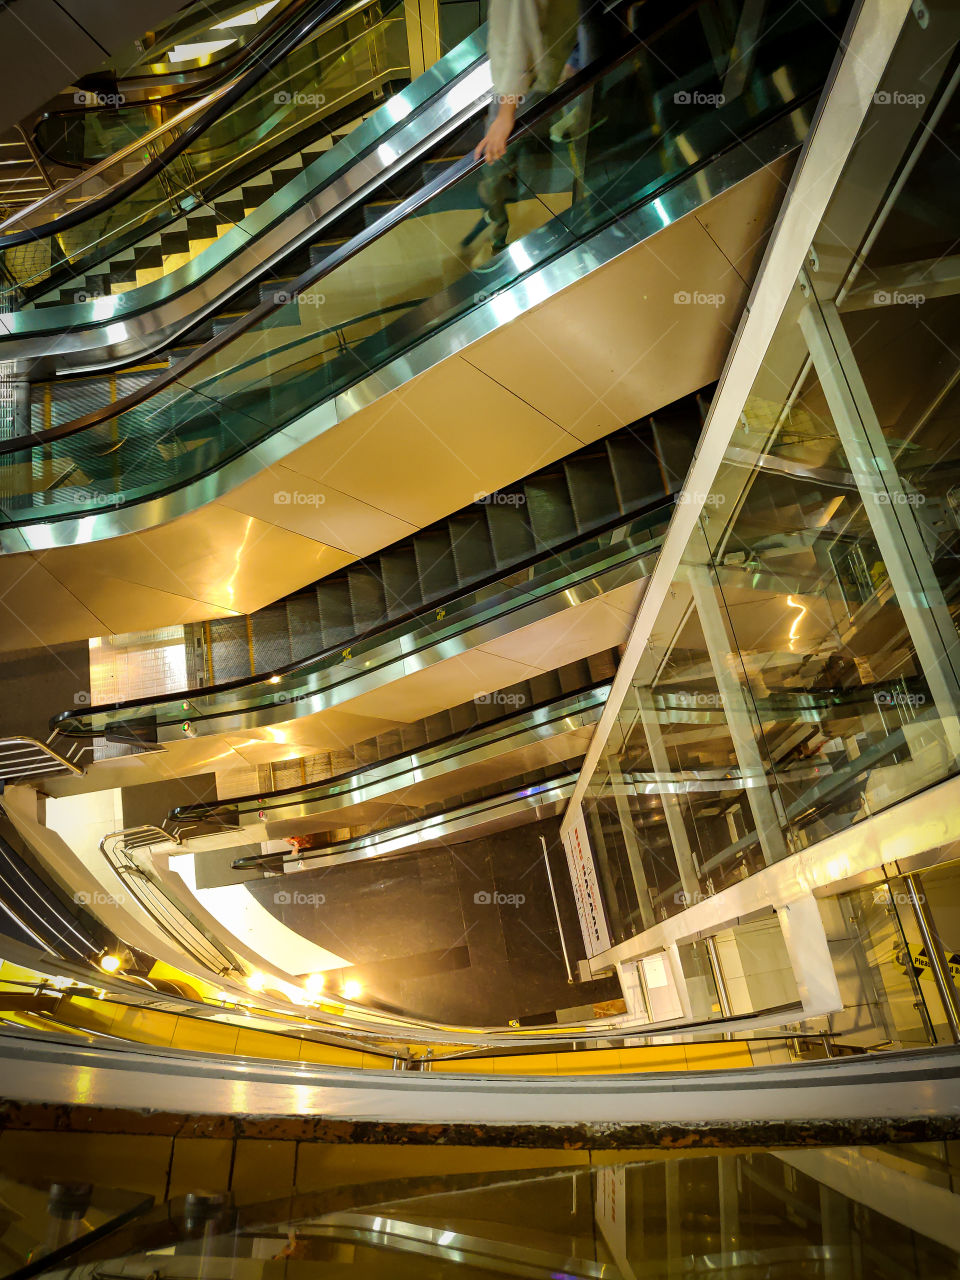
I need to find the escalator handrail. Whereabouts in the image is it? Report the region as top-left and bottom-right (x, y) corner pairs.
(168, 677), (613, 822)
(50, 494), (674, 731)
(0, 0), (386, 250)
(32, 0), (335, 149)
(0, 1), (687, 457)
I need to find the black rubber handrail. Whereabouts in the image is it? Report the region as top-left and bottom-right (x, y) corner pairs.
(0, 0), (688, 456)
(50, 493), (675, 730)
(0, 0), (375, 250)
(35, 0), (325, 153)
(168, 676), (614, 822)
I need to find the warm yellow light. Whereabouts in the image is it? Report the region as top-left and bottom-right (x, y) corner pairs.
(246, 971), (266, 992)
(342, 979), (363, 1001)
(268, 675), (281, 684)
(304, 973), (326, 998)
(99, 954), (122, 973)
(786, 595), (806, 649)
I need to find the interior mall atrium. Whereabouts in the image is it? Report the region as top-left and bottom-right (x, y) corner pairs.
(0, 0), (959, 1274)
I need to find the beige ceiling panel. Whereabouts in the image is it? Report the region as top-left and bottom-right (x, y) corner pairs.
(695, 156), (794, 283)
(460, 166), (786, 443)
(37, 564), (238, 637)
(0, 553), (107, 652)
(478, 583), (644, 671)
(343, 648), (545, 724)
(285, 356), (577, 527)
(41, 506), (349, 617)
(217, 463), (418, 556)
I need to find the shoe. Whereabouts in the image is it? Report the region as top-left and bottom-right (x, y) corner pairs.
(550, 110), (606, 143)
(470, 238), (507, 272)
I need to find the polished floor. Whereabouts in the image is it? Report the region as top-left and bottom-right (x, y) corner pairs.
(5, 1140), (960, 1280)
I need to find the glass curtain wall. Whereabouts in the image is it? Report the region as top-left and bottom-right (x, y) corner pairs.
(580, 5), (960, 947)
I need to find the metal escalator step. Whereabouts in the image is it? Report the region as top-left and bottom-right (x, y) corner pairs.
(524, 472), (576, 548)
(606, 430), (669, 511)
(528, 670), (564, 704)
(448, 511), (496, 587)
(316, 577), (355, 651)
(346, 566), (387, 634)
(362, 200), (400, 229)
(378, 547), (422, 619)
(248, 602), (293, 674)
(285, 592), (324, 662)
(587, 649), (619, 682)
(308, 238), (348, 266)
(207, 616), (256, 682)
(484, 495), (535, 567)
(564, 452), (620, 528)
(448, 702), (477, 734)
(651, 404), (701, 491)
(412, 529), (458, 604)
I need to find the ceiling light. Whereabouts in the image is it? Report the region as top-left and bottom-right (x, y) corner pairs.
(342, 978), (363, 1001)
(99, 953), (122, 973)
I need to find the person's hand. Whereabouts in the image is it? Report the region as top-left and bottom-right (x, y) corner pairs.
(475, 100), (516, 163)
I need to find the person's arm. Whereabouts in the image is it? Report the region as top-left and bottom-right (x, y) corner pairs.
(475, 0), (537, 163)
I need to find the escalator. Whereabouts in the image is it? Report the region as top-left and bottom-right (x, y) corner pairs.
(37, 0), (316, 164)
(0, 817), (108, 962)
(46, 405), (695, 777)
(0, 0), (448, 314)
(0, 0), (848, 557)
(165, 652), (617, 843)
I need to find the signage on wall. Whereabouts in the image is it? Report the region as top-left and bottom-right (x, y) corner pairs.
(561, 806), (612, 957)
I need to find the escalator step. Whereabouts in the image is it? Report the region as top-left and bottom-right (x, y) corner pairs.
(651, 405), (701, 491)
(564, 452), (620, 528)
(412, 528), (458, 603)
(485, 495), (536, 566)
(286, 592), (324, 662)
(316, 577), (355, 651)
(448, 511), (496, 587)
(207, 617), (256, 682)
(528, 670), (564, 704)
(606, 431), (669, 511)
(379, 547), (422, 619)
(249, 603), (293, 673)
(346, 567), (387, 634)
(524, 472), (576, 548)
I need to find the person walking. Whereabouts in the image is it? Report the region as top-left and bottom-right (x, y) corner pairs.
(464, 0), (579, 266)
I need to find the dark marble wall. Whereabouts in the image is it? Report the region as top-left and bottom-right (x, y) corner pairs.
(248, 818), (620, 1025)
